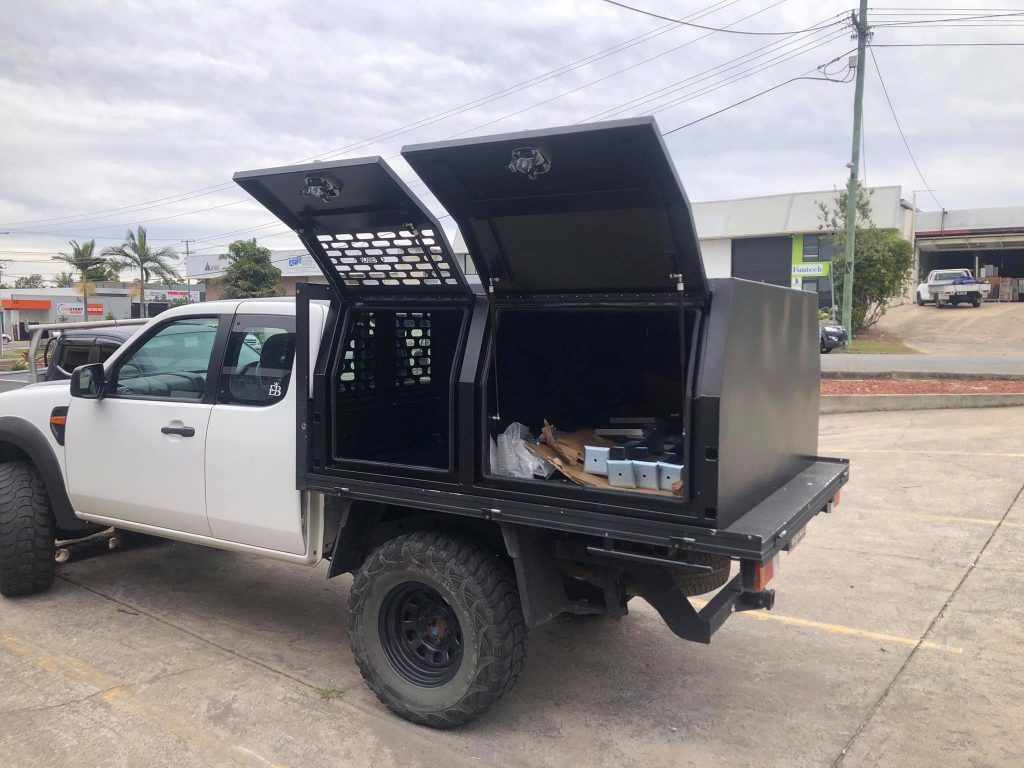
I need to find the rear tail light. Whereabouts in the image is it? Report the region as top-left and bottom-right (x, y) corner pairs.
(752, 555), (778, 591)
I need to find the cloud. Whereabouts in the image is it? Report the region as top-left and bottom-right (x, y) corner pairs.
(1, 0), (1022, 277)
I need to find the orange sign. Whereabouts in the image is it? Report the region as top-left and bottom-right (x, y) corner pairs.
(1, 299), (51, 310)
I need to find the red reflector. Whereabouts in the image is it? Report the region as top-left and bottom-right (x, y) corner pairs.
(753, 555), (778, 591)
(834, 490), (841, 508)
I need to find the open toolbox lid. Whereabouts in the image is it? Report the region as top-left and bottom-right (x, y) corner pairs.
(401, 117), (708, 298)
(233, 157), (471, 299)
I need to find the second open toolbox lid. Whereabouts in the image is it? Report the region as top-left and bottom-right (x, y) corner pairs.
(401, 117), (708, 299)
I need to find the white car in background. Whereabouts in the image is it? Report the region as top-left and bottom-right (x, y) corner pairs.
(916, 269), (991, 308)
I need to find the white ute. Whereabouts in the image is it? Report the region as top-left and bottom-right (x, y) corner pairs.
(916, 268), (991, 308)
(0, 299), (327, 585)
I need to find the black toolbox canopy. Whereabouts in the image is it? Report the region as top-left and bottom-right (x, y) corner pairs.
(233, 157), (471, 299)
(402, 117), (708, 299)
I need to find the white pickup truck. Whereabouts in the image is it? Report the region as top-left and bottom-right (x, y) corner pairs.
(916, 268), (991, 308)
(0, 119), (848, 729)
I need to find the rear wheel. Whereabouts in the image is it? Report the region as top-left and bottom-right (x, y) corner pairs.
(972, 297), (981, 308)
(0, 461), (56, 597)
(349, 532), (527, 728)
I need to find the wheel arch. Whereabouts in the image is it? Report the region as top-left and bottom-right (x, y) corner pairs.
(324, 499), (571, 628)
(0, 416), (87, 533)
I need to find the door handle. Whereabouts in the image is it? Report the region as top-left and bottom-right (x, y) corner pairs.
(161, 425), (196, 437)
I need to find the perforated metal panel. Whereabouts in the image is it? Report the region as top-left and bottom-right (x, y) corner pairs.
(338, 313), (376, 399)
(233, 157), (472, 300)
(315, 229), (459, 289)
(394, 312), (432, 390)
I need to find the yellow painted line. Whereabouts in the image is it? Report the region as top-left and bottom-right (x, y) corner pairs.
(824, 448), (1024, 458)
(689, 603), (962, 655)
(102, 686), (125, 703)
(2, 631), (290, 766)
(2, 634), (120, 688)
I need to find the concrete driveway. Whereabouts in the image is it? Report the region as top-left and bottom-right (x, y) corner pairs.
(876, 301), (1024, 356)
(2, 407), (1023, 767)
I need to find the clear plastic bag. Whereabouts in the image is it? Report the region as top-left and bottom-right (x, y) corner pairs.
(491, 422), (554, 479)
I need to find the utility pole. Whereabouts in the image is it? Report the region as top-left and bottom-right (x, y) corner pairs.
(0, 260), (9, 357)
(180, 239), (194, 305)
(841, 0), (870, 339)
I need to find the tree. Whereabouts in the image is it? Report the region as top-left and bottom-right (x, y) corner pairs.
(53, 239), (105, 320)
(84, 263), (120, 282)
(218, 239), (282, 299)
(102, 226), (179, 318)
(52, 271), (75, 288)
(817, 184), (913, 332)
(13, 274), (44, 289)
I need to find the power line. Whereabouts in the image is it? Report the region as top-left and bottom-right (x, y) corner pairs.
(586, 25), (850, 122)
(661, 69), (844, 135)
(870, 41), (1024, 45)
(0, 0), (740, 230)
(597, 0), (847, 34)
(868, 46), (943, 210)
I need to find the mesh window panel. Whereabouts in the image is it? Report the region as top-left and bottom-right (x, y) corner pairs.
(394, 312), (432, 391)
(338, 312), (376, 399)
(315, 228), (459, 289)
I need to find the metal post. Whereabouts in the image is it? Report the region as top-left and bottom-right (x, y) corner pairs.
(0, 260), (8, 357)
(841, 0), (869, 340)
(181, 239), (194, 305)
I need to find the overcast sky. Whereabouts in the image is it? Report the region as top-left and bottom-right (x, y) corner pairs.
(1, 0), (1021, 279)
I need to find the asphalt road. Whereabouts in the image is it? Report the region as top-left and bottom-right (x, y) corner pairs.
(2, 407), (1023, 767)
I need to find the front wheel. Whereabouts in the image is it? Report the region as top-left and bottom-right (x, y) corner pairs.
(972, 298), (981, 308)
(0, 461), (56, 597)
(349, 532), (527, 728)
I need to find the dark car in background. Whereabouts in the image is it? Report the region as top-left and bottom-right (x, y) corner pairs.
(43, 325), (140, 381)
(819, 321), (848, 353)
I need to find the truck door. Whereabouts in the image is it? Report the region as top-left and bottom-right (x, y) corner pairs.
(204, 311), (305, 553)
(65, 315), (226, 536)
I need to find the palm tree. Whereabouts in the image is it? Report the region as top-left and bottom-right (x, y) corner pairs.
(52, 271), (75, 288)
(102, 226), (179, 318)
(53, 239), (105, 320)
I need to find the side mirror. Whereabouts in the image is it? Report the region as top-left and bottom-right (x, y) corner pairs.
(70, 363), (106, 399)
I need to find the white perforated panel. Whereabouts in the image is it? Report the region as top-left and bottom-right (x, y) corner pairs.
(315, 228), (460, 289)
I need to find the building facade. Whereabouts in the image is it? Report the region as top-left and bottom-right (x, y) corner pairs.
(0, 284), (204, 340)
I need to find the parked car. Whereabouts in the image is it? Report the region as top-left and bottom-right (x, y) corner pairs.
(0, 118), (848, 729)
(42, 326), (140, 381)
(916, 269), (991, 307)
(1, 333), (10, 344)
(820, 321), (848, 353)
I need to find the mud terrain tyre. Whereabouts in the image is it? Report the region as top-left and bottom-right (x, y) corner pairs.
(349, 532), (527, 728)
(0, 461), (56, 597)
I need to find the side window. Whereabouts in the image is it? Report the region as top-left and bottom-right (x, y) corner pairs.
(94, 340), (122, 365)
(217, 317), (296, 407)
(114, 317), (220, 401)
(57, 341), (94, 374)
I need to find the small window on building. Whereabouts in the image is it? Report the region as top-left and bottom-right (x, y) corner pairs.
(803, 234), (819, 258)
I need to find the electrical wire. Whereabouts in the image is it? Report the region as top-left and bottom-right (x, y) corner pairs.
(870, 41), (1024, 45)
(0, 0), (741, 229)
(868, 46), (943, 209)
(580, 22), (850, 122)
(597, 0), (847, 34)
